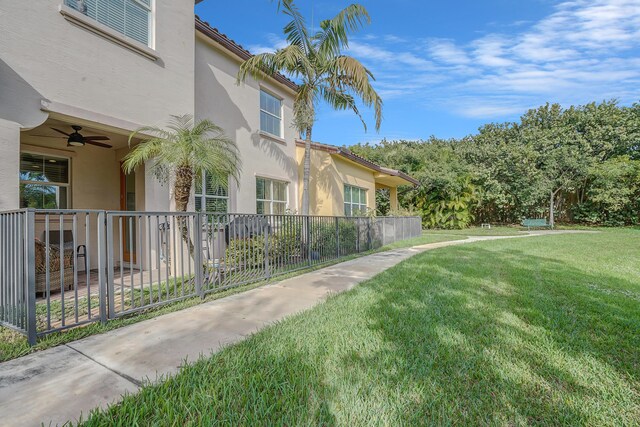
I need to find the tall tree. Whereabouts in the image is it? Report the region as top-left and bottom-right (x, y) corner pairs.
(237, 0), (382, 215)
(520, 104), (592, 227)
(123, 114), (241, 253)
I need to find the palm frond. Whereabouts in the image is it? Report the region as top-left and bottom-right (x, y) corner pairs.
(280, 0), (312, 54)
(124, 114), (242, 206)
(318, 84), (366, 130)
(326, 55), (383, 130)
(316, 4), (370, 58)
(237, 52), (279, 84)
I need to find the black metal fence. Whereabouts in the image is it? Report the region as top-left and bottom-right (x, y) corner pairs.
(0, 209), (421, 344)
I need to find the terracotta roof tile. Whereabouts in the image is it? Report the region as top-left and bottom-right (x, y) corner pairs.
(295, 140), (420, 186)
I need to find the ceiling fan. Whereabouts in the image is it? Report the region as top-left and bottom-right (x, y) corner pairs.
(36, 125), (113, 149)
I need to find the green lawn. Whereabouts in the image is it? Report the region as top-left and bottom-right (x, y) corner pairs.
(0, 232), (464, 363)
(425, 225), (526, 236)
(81, 229), (640, 426)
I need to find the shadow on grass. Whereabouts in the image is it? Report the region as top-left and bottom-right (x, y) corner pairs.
(365, 245), (640, 424)
(80, 234), (640, 426)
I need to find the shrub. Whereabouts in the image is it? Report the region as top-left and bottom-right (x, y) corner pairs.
(225, 236), (266, 269)
(225, 219), (304, 269)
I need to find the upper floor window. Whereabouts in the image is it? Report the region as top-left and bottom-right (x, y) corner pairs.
(260, 90), (283, 137)
(65, 0), (153, 46)
(344, 185), (367, 217)
(256, 177), (287, 215)
(20, 153), (70, 209)
(195, 173), (228, 213)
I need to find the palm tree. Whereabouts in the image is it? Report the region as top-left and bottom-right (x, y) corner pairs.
(123, 114), (241, 254)
(237, 0), (382, 215)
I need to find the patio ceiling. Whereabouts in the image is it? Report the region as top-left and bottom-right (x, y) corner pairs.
(21, 117), (140, 151)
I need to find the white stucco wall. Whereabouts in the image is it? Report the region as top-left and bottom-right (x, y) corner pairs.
(0, 0), (195, 129)
(0, 0), (196, 212)
(0, 119), (21, 210)
(194, 34), (299, 214)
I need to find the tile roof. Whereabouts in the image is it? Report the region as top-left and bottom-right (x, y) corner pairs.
(295, 140), (420, 186)
(195, 16), (298, 92)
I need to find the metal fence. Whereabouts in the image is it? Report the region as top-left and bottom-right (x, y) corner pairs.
(0, 209), (421, 344)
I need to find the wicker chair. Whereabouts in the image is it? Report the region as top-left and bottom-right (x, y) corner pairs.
(34, 239), (74, 295)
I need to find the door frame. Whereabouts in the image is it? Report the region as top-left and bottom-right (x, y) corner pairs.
(120, 163), (136, 265)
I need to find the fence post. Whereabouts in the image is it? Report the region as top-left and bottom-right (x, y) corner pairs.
(97, 211), (107, 324)
(335, 217), (340, 258)
(367, 217), (372, 250)
(306, 216), (312, 266)
(264, 219), (271, 280)
(194, 213), (204, 299)
(106, 214), (115, 319)
(25, 210), (37, 346)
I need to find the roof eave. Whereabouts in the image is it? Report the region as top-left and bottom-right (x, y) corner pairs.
(195, 17), (299, 93)
(296, 140), (420, 187)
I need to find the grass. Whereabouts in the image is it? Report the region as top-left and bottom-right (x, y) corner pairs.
(80, 229), (640, 426)
(0, 231), (465, 363)
(425, 225), (526, 236)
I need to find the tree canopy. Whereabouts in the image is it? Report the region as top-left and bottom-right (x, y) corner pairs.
(350, 101), (640, 228)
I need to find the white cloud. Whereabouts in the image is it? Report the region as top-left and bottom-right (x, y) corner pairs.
(250, 0), (640, 121)
(247, 33), (288, 54)
(347, 0), (640, 119)
(348, 41), (434, 71)
(427, 39), (470, 65)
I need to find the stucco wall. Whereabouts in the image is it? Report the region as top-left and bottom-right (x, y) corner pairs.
(296, 146), (376, 216)
(194, 34), (299, 214)
(0, 1), (194, 212)
(0, 119), (21, 210)
(0, 0), (195, 129)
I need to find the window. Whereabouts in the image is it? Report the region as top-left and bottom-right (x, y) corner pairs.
(20, 153), (70, 209)
(195, 173), (228, 213)
(256, 177), (287, 214)
(65, 0), (153, 46)
(344, 185), (367, 216)
(260, 90), (282, 137)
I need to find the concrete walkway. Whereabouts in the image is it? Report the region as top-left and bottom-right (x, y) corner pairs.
(0, 231), (581, 426)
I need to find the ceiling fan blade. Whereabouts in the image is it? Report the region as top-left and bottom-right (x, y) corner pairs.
(82, 135), (110, 141)
(30, 135), (65, 138)
(85, 140), (113, 149)
(51, 128), (71, 137)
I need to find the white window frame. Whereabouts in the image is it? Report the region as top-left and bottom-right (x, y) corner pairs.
(256, 177), (289, 215)
(259, 89), (284, 138)
(344, 185), (368, 217)
(194, 172), (229, 213)
(19, 152), (72, 209)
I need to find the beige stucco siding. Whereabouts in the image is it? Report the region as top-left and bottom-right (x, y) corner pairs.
(0, 0), (195, 212)
(0, 119), (21, 209)
(297, 146), (376, 216)
(194, 34), (299, 214)
(0, 0), (195, 129)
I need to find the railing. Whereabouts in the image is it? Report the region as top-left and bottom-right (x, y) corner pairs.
(0, 209), (421, 344)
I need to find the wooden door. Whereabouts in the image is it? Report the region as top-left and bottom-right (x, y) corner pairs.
(120, 165), (136, 263)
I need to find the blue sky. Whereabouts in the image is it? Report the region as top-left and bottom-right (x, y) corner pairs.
(195, 0), (640, 144)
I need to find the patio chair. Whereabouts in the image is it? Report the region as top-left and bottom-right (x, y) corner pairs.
(34, 230), (86, 295)
(34, 239), (74, 295)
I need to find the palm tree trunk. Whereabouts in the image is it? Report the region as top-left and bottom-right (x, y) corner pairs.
(174, 166), (193, 212)
(301, 126), (312, 216)
(173, 166), (196, 257)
